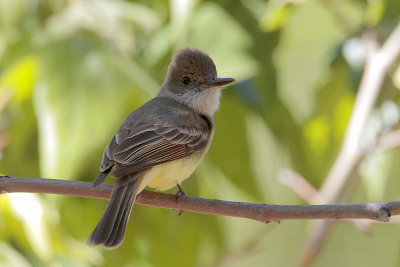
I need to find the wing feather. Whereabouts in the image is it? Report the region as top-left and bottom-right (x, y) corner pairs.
(110, 122), (211, 178)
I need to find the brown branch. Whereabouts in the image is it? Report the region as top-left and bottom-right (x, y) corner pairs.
(278, 169), (376, 231)
(1, 176), (400, 223)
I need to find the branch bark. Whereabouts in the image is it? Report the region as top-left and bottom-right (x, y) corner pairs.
(1, 176), (400, 223)
(278, 169), (380, 231)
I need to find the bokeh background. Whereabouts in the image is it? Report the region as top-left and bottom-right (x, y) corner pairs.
(1, 0), (400, 266)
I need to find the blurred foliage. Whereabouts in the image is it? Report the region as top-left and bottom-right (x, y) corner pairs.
(0, 0), (400, 266)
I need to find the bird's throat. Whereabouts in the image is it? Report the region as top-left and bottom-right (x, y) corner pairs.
(174, 89), (221, 115)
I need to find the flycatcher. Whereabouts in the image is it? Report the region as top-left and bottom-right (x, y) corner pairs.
(87, 48), (235, 248)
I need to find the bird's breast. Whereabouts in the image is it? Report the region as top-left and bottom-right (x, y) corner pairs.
(137, 152), (206, 192)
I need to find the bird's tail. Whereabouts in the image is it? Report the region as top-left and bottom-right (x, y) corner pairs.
(87, 174), (143, 249)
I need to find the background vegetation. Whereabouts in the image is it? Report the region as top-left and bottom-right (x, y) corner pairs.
(1, 0), (400, 266)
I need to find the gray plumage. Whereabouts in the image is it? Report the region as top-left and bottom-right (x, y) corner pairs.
(98, 97), (212, 178)
(87, 48), (234, 249)
(88, 174), (143, 247)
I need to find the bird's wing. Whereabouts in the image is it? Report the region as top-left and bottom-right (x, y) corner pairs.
(99, 136), (118, 172)
(109, 119), (211, 178)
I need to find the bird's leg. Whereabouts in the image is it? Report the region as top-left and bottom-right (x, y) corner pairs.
(176, 184), (185, 216)
(176, 184), (186, 197)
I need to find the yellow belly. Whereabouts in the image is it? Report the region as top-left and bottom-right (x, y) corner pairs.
(137, 152), (205, 192)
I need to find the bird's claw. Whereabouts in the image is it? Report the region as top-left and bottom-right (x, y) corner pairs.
(176, 184), (185, 216)
(176, 184), (186, 197)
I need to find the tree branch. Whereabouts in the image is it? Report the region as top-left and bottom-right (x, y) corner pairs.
(1, 176), (400, 223)
(299, 23), (400, 267)
(278, 169), (377, 231)
(375, 129), (400, 151)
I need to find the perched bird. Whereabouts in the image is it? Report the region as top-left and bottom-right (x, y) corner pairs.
(87, 48), (235, 248)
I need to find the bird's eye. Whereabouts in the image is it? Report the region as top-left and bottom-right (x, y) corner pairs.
(182, 76), (191, 85)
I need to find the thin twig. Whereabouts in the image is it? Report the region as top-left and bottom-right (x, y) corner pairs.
(278, 169), (318, 203)
(0, 176), (399, 223)
(375, 129), (400, 151)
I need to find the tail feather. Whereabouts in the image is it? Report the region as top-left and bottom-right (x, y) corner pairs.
(105, 189), (135, 247)
(88, 174), (143, 249)
(93, 169), (111, 188)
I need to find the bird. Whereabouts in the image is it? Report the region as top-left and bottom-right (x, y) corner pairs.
(87, 47), (235, 249)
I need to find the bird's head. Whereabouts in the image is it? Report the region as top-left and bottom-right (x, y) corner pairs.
(159, 48), (235, 115)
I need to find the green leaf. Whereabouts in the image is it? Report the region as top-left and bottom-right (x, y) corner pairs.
(365, 0), (385, 26)
(210, 96), (263, 199)
(260, 2), (293, 32)
(274, 0), (350, 122)
(189, 2), (259, 81)
(33, 37), (150, 179)
(0, 56), (38, 104)
(360, 151), (391, 201)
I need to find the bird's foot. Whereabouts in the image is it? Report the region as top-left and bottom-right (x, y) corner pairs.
(176, 184), (185, 216)
(176, 184), (186, 197)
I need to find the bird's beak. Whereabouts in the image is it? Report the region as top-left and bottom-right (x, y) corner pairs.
(203, 77), (235, 88)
